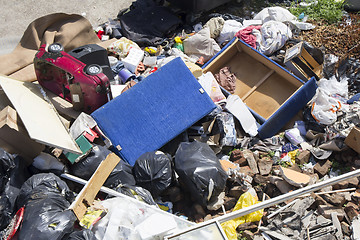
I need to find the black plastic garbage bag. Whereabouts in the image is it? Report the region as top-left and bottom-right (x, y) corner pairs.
(174, 141), (227, 206)
(118, 2), (182, 46)
(132, 151), (172, 198)
(16, 173), (76, 240)
(113, 185), (157, 206)
(70, 145), (136, 188)
(63, 229), (97, 240)
(0, 149), (30, 231)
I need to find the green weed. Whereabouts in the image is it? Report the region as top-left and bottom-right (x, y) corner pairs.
(289, 0), (345, 24)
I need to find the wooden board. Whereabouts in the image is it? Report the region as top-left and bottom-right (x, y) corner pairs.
(69, 152), (120, 220)
(0, 75), (81, 154)
(36, 82), (81, 121)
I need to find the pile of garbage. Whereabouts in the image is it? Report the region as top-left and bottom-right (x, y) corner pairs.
(0, 0), (360, 239)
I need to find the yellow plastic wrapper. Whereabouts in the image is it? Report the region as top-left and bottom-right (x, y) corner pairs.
(79, 209), (104, 229)
(107, 37), (141, 58)
(174, 36), (183, 43)
(221, 191), (263, 240)
(287, 149), (299, 165)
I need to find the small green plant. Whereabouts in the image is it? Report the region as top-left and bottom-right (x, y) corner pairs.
(289, 0), (345, 24)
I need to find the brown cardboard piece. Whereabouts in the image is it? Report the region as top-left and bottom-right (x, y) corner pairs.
(0, 75), (81, 154)
(345, 127), (360, 154)
(0, 106), (44, 163)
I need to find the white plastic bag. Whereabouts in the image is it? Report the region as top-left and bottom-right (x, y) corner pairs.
(317, 76), (348, 98)
(310, 88), (342, 125)
(183, 27), (221, 62)
(216, 20), (243, 45)
(253, 20), (292, 56)
(253, 6), (297, 23)
(198, 72), (227, 105)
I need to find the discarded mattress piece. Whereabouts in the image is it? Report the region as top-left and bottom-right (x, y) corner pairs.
(92, 57), (216, 165)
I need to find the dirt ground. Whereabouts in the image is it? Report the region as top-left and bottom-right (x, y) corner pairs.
(0, 0), (133, 55)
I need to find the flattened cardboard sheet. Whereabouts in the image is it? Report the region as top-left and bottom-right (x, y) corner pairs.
(0, 75), (81, 154)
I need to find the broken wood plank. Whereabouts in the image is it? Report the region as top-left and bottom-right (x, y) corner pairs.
(0, 75), (81, 154)
(69, 152), (120, 220)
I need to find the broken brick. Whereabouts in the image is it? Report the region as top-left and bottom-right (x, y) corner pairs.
(257, 157), (273, 176)
(295, 150), (311, 165)
(344, 205), (359, 220)
(229, 185), (246, 199)
(223, 196), (237, 211)
(243, 149), (259, 174)
(253, 174), (270, 185)
(334, 177), (359, 190)
(346, 201), (359, 210)
(270, 175), (294, 194)
(317, 205), (346, 221)
(322, 193), (346, 207)
(240, 166), (255, 177)
(236, 222), (259, 231)
(313, 159), (332, 178)
(230, 149), (247, 166)
(341, 221), (351, 236)
(241, 230), (255, 240)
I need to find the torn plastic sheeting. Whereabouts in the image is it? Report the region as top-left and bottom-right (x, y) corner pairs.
(92, 197), (193, 240)
(174, 141), (228, 206)
(317, 77), (349, 99)
(215, 112), (237, 147)
(216, 20), (243, 45)
(132, 151), (173, 198)
(198, 72), (227, 106)
(221, 192), (263, 240)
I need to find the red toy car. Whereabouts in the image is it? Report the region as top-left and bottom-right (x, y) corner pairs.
(34, 43), (112, 113)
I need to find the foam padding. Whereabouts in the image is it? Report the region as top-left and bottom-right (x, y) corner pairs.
(92, 57), (216, 165)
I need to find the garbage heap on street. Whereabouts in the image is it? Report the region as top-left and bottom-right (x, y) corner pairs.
(0, 0), (360, 239)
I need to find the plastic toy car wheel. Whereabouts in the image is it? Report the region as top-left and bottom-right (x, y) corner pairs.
(84, 64), (102, 75)
(48, 43), (64, 53)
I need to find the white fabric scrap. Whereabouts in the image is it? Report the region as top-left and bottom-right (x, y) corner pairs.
(253, 20), (292, 56)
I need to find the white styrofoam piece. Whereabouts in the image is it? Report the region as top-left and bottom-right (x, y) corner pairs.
(123, 47), (144, 73)
(225, 95), (258, 137)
